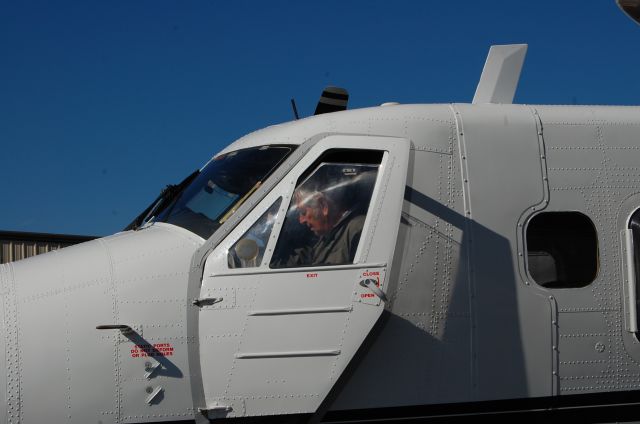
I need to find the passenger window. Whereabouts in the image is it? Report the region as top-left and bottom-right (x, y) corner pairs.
(270, 152), (381, 269)
(526, 212), (598, 288)
(228, 198), (282, 268)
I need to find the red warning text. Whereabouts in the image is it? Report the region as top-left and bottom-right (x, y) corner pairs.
(131, 343), (174, 358)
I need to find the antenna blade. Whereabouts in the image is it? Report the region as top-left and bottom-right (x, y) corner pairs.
(472, 44), (528, 104)
(314, 86), (349, 115)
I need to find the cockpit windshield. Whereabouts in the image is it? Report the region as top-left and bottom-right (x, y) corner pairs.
(155, 145), (292, 239)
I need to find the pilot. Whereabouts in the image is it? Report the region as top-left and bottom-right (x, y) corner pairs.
(271, 166), (375, 268)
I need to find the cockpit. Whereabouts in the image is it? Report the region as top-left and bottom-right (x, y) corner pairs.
(128, 145), (293, 239)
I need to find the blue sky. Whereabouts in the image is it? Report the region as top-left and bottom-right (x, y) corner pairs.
(1, 1), (639, 236)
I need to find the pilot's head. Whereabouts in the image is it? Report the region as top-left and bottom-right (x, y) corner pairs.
(292, 164), (376, 237)
(294, 190), (340, 237)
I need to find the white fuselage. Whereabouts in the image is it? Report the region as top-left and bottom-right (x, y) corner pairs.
(3, 103), (640, 423)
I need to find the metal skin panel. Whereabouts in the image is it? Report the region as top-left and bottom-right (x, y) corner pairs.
(1, 224), (202, 424)
(540, 120), (602, 193)
(453, 103), (552, 401)
(216, 104), (456, 156)
(0, 284), (5, 424)
(556, 312), (609, 383)
(194, 134), (409, 419)
(9, 239), (113, 424)
(0, 265), (14, 424)
(305, 109), (474, 411)
(533, 105), (640, 396)
(103, 225), (203, 423)
(199, 272), (361, 416)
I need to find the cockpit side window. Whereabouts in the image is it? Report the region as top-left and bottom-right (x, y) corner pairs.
(228, 198), (282, 268)
(269, 150), (382, 269)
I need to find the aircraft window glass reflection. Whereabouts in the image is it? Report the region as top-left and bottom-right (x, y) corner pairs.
(270, 158), (379, 269)
(228, 198), (282, 268)
(155, 146), (292, 239)
(526, 212), (598, 288)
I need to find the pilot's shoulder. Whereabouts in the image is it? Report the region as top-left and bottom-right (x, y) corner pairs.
(350, 214), (367, 226)
(344, 214), (367, 234)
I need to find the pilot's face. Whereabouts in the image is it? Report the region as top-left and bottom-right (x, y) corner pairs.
(295, 192), (331, 236)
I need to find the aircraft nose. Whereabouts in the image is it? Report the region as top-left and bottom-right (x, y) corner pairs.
(3, 240), (115, 423)
(0, 226), (202, 423)
(0, 239), (118, 423)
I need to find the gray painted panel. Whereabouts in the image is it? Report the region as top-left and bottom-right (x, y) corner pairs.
(0, 284), (6, 424)
(455, 103), (549, 400)
(333, 109), (473, 410)
(5, 225), (202, 423)
(537, 105), (640, 396)
(20, 298), (68, 423)
(69, 282), (118, 424)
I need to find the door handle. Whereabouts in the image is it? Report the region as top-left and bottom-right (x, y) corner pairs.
(359, 279), (388, 302)
(193, 297), (224, 307)
(96, 324), (134, 335)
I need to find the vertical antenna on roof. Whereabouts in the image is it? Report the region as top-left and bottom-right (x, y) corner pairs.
(290, 98), (300, 120)
(472, 44), (528, 104)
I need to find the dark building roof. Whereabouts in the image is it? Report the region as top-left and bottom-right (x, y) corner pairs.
(0, 230), (100, 264)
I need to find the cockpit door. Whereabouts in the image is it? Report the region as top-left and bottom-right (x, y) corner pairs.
(193, 135), (409, 420)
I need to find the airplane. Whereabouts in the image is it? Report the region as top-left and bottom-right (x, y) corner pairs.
(2, 2), (640, 424)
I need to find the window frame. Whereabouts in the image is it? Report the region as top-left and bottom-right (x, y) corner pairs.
(268, 161), (381, 269)
(204, 145), (391, 276)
